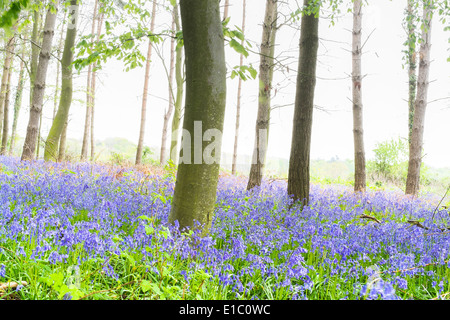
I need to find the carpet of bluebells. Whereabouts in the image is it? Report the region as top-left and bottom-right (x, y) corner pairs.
(0, 155), (449, 300)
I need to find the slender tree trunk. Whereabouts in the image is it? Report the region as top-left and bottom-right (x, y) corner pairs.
(9, 38), (27, 155)
(405, 3), (433, 196)
(21, 3), (59, 161)
(352, 0), (366, 192)
(160, 16), (176, 165)
(53, 10), (67, 121)
(1, 54), (14, 154)
(29, 4), (41, 108)
(169, 3), (183, 164)
(232, 0), (246, 175)
(406, 0), (417, 145)
(169, 0), (226, 236)
(0, 36), (15, 143)
(44, 1), (78, 161)
(80, 0), (98, 161)
(136, 0), (157, 165)
(247, 0), (277, 190)
(90, 12), (104, 162)
(223, 0), (229, 20)
(287, 0), (320, 206)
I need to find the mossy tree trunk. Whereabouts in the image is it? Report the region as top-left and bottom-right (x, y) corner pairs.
(44, 1), (78, 161)
(247, 0), (277, 190)
(287, 0), (319, 206)
(168, 0), (226, 236)
(405, 2), (433, 196)
(21, 3), (59, 161)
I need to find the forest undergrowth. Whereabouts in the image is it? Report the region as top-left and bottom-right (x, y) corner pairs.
(0, 155), (449, 300)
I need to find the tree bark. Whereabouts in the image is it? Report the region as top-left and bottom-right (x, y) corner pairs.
(406, 0), (417, 145)
(80, 0), (98, 161)
(223, 0), (229, 20)
(160, 15), (176, 165)
(287, 0), (319, 206)
(169, 3), (183, 165)
(247, 0), (277, 190)
(21, 3), (59, 161)
(169, 0), (226, 236)
(90, 12), (104, 162)
(29, 3), (41, 108)
(232, 0), (246, 175)
(405, 3), (433, 196)
(58, 119), (68, 162)
(44, 1), (78, 161)
(0, 36), (15, 144)
(1, 52), (14, 154)
(135, 0), (157, 165)
(9, 37), (27, 155)
(352, 0), (366, 192)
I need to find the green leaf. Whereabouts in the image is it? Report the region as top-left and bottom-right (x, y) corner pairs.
(229, 39), (248, 58)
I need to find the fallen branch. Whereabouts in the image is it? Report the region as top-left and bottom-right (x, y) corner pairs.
(359, 214), (381, 224)
(407, 220), (429, 230)
(0, 281), (28, 296)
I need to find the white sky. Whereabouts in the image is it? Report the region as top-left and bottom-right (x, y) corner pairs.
(13, 0), (450, 168)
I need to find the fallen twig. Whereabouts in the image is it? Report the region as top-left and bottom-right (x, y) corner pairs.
(407, 220), (429, 230)
(359, 214), (381, 224)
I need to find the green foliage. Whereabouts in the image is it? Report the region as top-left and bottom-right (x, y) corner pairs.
(367, 137), (432, 187)
(368, 138), (409, 182)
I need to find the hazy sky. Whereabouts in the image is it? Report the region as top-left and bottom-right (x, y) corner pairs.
(14, 0), (450, 168)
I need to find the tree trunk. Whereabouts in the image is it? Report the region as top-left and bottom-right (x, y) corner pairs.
(1, 52), (14, 154)
(223, 0), (229, 20)
(90, 12), (104, 162)
(58, 119), (68, 162)
(0, 36), (15, 144)
(80, 0), (98, 161)
(168, 0), (226, 236)
(287, 0), (319, 206)
(352, 0), (366, 192)
(232, 0), (246, 175)
(21, 3), (59, 161)
(169, 3), (183, 164)
(52, 10), (67, 121)
(9, 38), (27, 155)
(136, 0), (157, 165)
(406, 0), (417, 145)
(160, 15), (176, 165)
(405, 3), (433, 196)
(29, 3), (41, 108)
(247, 0), (277, 190)
(44, 1), (78, 161)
